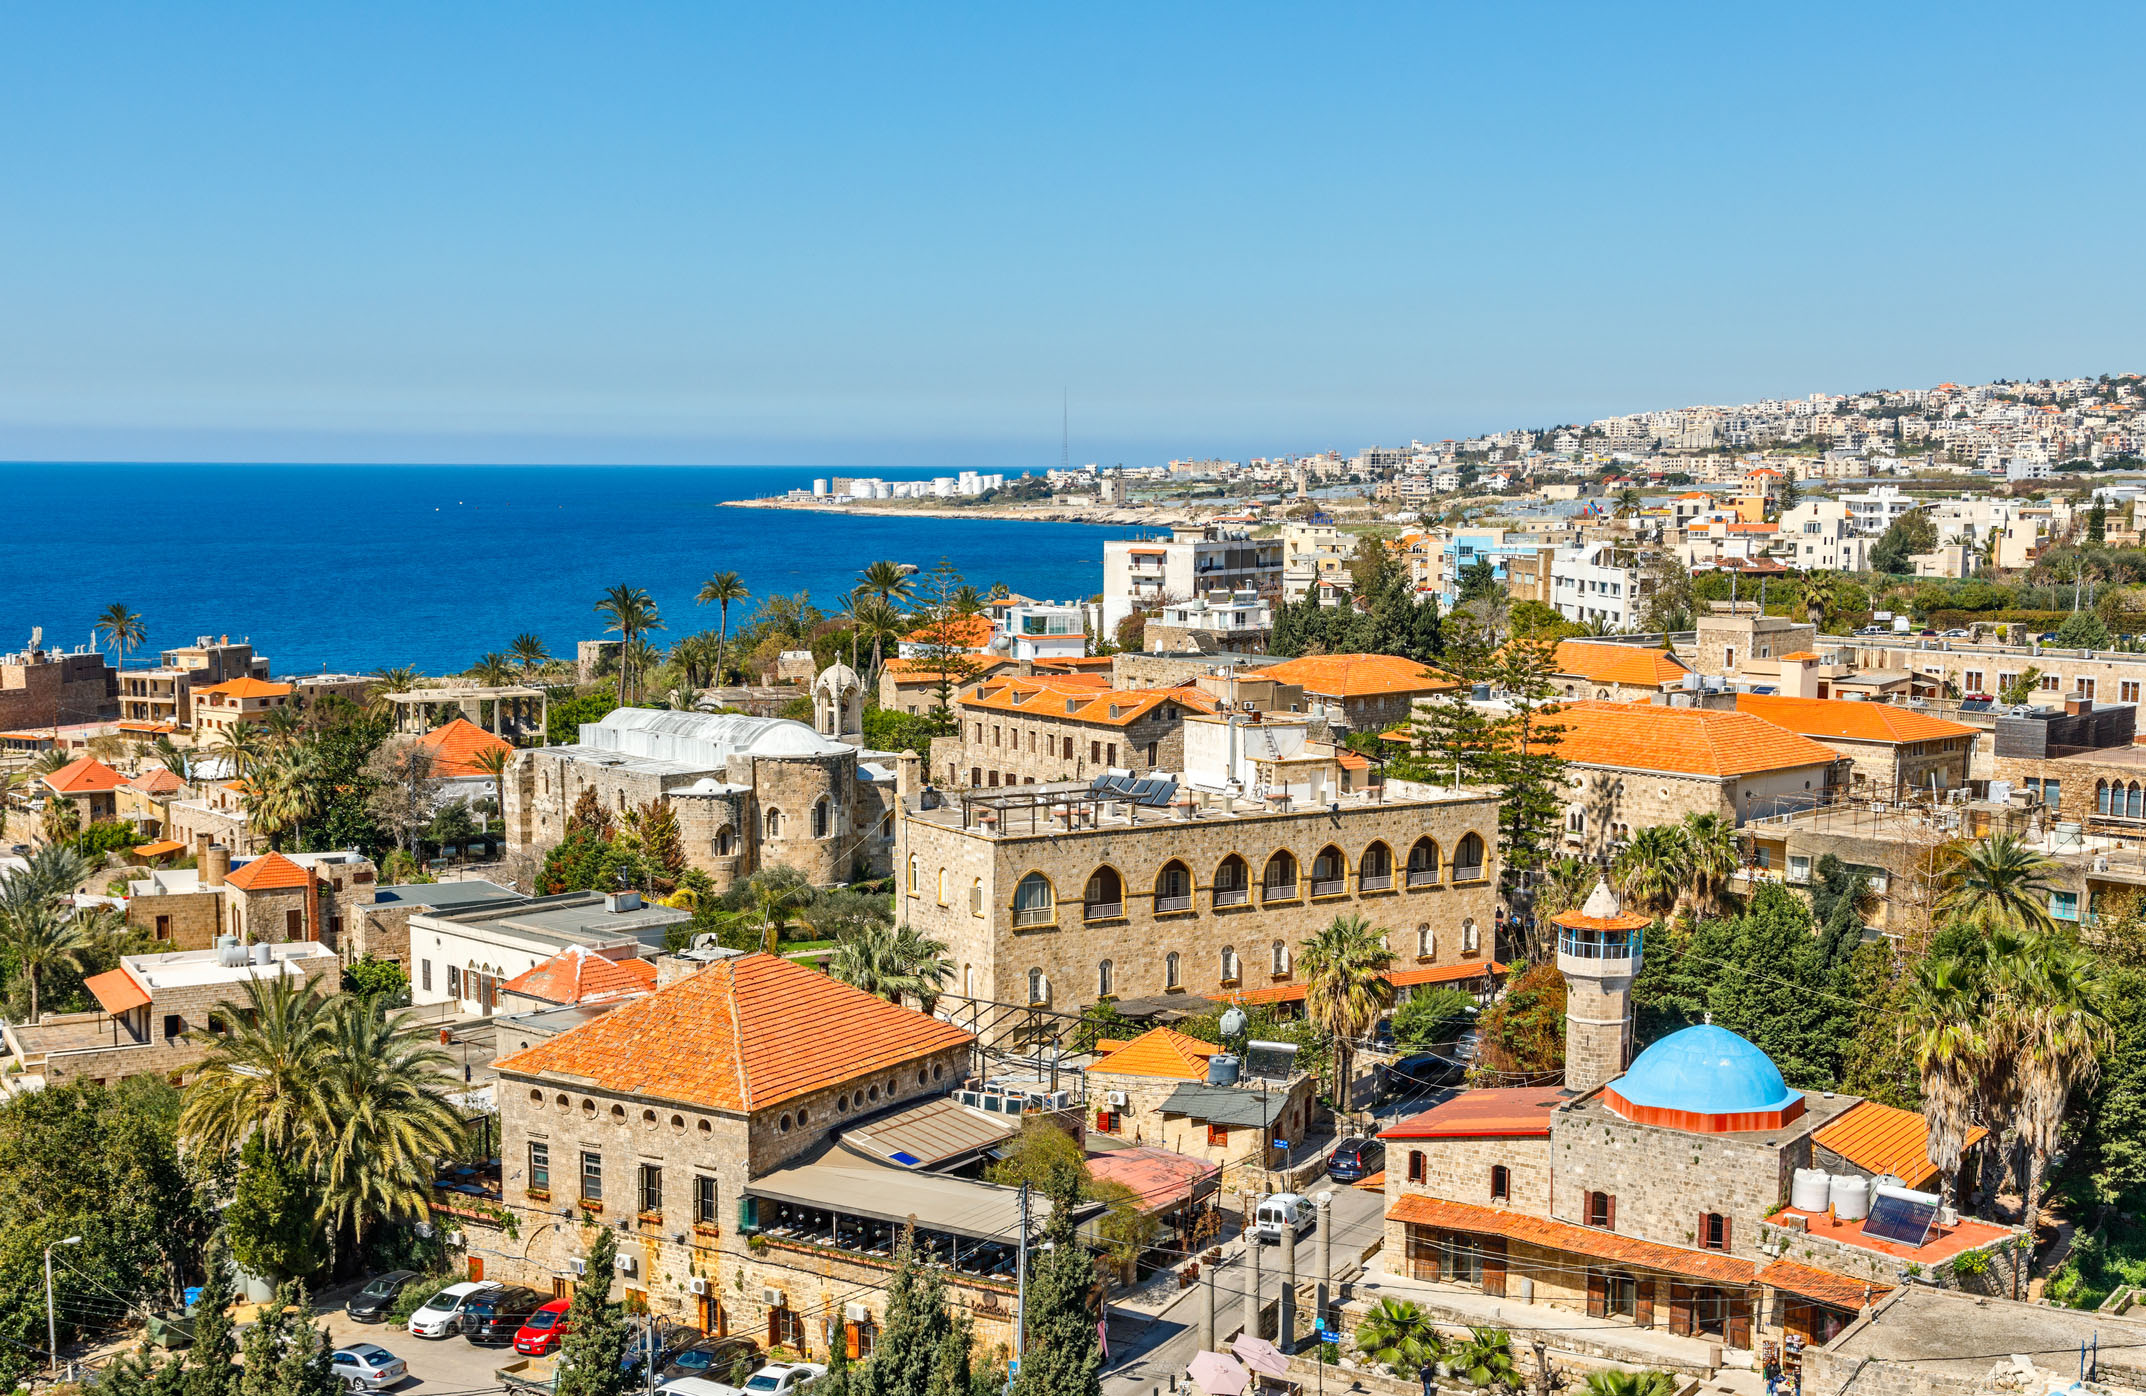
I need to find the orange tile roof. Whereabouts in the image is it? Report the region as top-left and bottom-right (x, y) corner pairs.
(224, 851), (313, 891)
(1256, 654), (1459, 699)
(964, 676), (1217, 728)
(1387, 1195), (1757, 1286)
(43, 757), (129, 794)
(1550, 701), (1843, 778)
(1734, 695), (1979, 747)
(193, 678), (292, 699)
(905, 614), (997, 650)
(117, 720), (178, 734)
(881, 656), (1015, 680)
(84, 968), (151, 1015)
(1550, 641), (1692, 688)
(1382, 1086), (1567, 1141)
(1352, 1170), (1386, 1191)
(1089, 1027), (1221, 1081)
(502, 947), (658, 1007)
(414, 717), (515, 778)
(131, 767), (188, 795)
(1811, 1099), (1986, 1192)
(1777, 651), (1824, 663)
(492, 953), (974, 1114)
(1756, 1259), (1889, 1313)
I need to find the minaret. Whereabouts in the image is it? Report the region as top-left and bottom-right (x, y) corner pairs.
(1553, 879), (1648, 1094)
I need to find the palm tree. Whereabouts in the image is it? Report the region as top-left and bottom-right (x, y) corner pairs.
(695, 571), (751, 687)
(595, 584), (663, 706)
(1677, 812), (1741, 919)
(855, 560), (914, 609)
(307, 995), (465, 1255)
(470, 652), (516, 687)
(1582, 1373), (1679, 1396)
(95, 603), (146, 668)
(509, 633), (550, 677)
(1899, 953), (1987, 1206)
(1353, 1297), (1441, 1378)
(39, 795), (80, 846)
(1941, 834), (2058, 935)
(17, 845), (92, 901)
(151, 735), (192, 784)
(619, 637), (663, 702)
(366, 666), (423, 719)
(721, 879), (813, 956)
(247, 739), (327, 850)
(212, 722), (265, 779)
(1799, 570), (1845, 634)
(2008, 932), (2111, 1249)
(0, 893), (89, 1020)
(1296, 913), (1395, 1108)
(828, 923), (954, 1006)
(179, 976), (331, 1156)
(469, 746), (511, 833)
(950, 584), (986, 617)
(849, 595), (903, 683)
(1613, 825), (1685, 918)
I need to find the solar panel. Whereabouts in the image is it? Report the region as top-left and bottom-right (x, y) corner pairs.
(1959, 699), (1992, 713)
(1861, 1186), (1938, 1246)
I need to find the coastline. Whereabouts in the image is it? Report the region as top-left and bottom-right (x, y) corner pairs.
(721, 497), (1198, 527)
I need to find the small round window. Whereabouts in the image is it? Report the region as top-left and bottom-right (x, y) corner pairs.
(778, 1113), (792, 1133)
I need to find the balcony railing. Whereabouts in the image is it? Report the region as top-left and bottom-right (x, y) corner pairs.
(1262, 881), (1299, 902)
(1214, 887), (1250, 907)
(1558, 929), (1642, 961)
(1361, 873), (1394, 892)
(1311, 879), (1346, 897)
(1083, 901), (1123, 921)
(1407, 868), (1440, 887)
(1452, 865), (1485, 883)
(1013, 905), (1056, 928)
(1155, 893), (1192, 913)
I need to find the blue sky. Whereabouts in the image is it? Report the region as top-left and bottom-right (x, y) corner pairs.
(1, 3), (2140, 469)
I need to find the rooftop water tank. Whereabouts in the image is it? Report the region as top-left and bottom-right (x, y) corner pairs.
(251, 941), (273, 966)
(1207, 1053), (1240, 1087)
(1831, 1174), (1872, 1221)
(1790, 1167), (1831, 1213)
(215, 935), (245, 968)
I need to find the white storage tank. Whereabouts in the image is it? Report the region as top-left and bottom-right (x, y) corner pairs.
(1831, 1174), (1872, 1221)
(1791, 1168), (1832, 1213)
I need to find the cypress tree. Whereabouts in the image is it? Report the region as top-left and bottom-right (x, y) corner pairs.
(1012, 1169), (1101, 1396)
(556, 1228), (630, 1396)
(183, 1234), (239, 1396)
(272, 1285), (339, 1396)
(855, 1229), (941, 1396)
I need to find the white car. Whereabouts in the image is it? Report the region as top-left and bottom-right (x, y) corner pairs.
(741, 1362), (827, 1395)
(657, 1380), (745, 1396)
(406, 1281), (490, 1338)
(1254, 1193), (1312, 1244)
(331, 1342), (408, 1390)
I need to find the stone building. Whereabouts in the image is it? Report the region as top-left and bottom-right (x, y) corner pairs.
(1689, 604), (1816, 681)
(895, 778), (1500, 1016)
(0, 641), (115, 731)
(1, 940), (337, 1089)
(386, 684), (548, 745)
(163, 779), (260, 856)
(1082, 1027), (1318, 1191)
(1252, 654), (1459, 735)
(1545, 641), (1693, 703)
(1551, 701), (1850, 856)
(486, 953), (1056, 1357)
(875, 656), (1017, 716)
(1732, 695), (1978, 799)
(38, 757), (128, 826)
(116, 637), (268, 730)
(504, 708), (902, 892)
(926, 674), (1219, 790)
(124, 840), (380, 951)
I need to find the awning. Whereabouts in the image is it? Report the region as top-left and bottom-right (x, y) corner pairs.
(1086, 1146), (1219, 1214)
(1158, 1082), (1286, 1131)
(1188, 1351), (1249, 1396)
(1226, 960), (1505, 1006)
(837, 1096), (1020, 1170)
(749, 1150), (1098, 1242)
(1387, 1194), (1756, 1286)
(133, 840), (186, 857)
(1756, 1259), (1889, 1312)
(84, 968), (151, 1016)
(1231, 1335), (1289, 1379)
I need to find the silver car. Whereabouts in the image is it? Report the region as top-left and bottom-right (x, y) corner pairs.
(331, 1343), (408, 1390)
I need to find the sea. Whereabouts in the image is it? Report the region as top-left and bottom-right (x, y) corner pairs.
(0, 463), (1149, 676)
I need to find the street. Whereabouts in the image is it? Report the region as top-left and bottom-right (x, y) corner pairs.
(1101, 1178), (1388, 1396)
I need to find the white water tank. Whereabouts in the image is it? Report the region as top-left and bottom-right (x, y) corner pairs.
(215, 935), (245, 968)
(1791, 1168), (1831, 1213)
(1831, 1174), (1872, 1221)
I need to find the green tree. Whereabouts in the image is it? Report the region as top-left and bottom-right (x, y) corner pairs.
(0, 893), (90, 1021)
(854, 1229), (945, 1396)
(1011, 1165), (1101, 1396)
(695, 570), (752, 685)
(1611, 826), (1684, 918)
(227, 1131), (326, 1281)
(1474, 963), (1565, 1076)
(594, 583), (663, 706)
(179, 976), (330, 1155)
(510, 632), (551, 676)
(1482, 636), (1569, 901)
(183, 1234), (240, 1396)
(1391, 987), (1472, 1047)
(2057, 609), (2113, 648)
(2089, 502), (2109, 546)
(2000, 666), (2043, 705)
(556, 1228), (630, 1396)
(1353, 1296), (1442, 1376)
(341, 956), (410, 1005)
(1297, 913), (1394, 1107)
(1871, 508), (1939, 573)
(96, 602), (147, 667)
(308, 994), (466, 1256)
(1941, 834), (2059, 935)
(828, 923), (954, 1006)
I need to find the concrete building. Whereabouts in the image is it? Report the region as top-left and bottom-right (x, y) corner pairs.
(405, 889), (691, 1015)
(1838, 484), (1916, 537)
(1142, 591), (1273, 653)
(927, 673), (1217, 790)
(1101, 527), (1283, 636)
(1549, 541), (1646, 631)
(1280, 521), (1351, 605)
(1776, 501), (1873, 572)
(188, 678), (297, 740)
(994, 601), (1090, 664)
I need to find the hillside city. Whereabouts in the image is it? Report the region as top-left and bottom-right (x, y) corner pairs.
(7, 368), (2146, 1396)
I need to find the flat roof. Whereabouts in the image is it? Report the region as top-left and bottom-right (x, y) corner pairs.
(122, 941), (336, 992)
(1383, 1086), (1567, 1141)
(836, 1096), (1020, 1171)
(370, 880), (522, 910)
(749, 1148), (1089, 1242)
(419, 891), (689, 953)
(905, 780), (1487, 836)
(1822, 1286), (2146, 1379)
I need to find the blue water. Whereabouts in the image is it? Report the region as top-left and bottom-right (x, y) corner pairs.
(0, 464), (1143, 676)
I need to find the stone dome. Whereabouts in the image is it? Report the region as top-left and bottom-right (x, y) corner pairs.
(583, 707), (850, 763)
(1602, 1023), (1803, 1133)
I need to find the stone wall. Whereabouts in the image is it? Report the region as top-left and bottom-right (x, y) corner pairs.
(1086, 1067), (1317, 1193)
(930, 704), (1191, 790)
(31, 954), (334, 1087)
(1550, 1103), (1810, 1261)
(0, 651), (114, 730)
(1561, 972), (1634, 1096)
(1380, 1136), (1554, 1261)
(1755, 1218), (2022, 1295)
(126, 890), (223, 951)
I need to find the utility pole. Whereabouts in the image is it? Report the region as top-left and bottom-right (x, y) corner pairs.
(1315, 1191), (1333, 1344)
(45, 1235), (80, 1382)
(1201, 1255), (1216, 1351)
(1016, 1183), (1030, 1371)
(1243, 1199), (1262, 1341)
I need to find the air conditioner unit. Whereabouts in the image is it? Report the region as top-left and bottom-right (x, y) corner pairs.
(688, 1277), (711, 1296)
(762, 1287), (787, 1308)
(616, 1255), (638, 1277)
(844, 1302), (871, 1324)
(1107, 1091), (1127, 1108)
(569, 1258), (588, 1276)
(447, 1231), (465, 1248)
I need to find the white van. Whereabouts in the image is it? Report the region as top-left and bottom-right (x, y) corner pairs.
(1254, 1194), (1312, 1244)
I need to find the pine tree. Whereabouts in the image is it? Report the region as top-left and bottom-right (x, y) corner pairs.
(1012, 1170), (1101, 1396)
(556, 1228), (630, 1396)
(1482, 635), (1569, 889)
(926, 1309), (977, 1396)
(99, 1350), (188, 1396)
(855, 1229), (941, 1396)
(272, 1285), (339, 1396)
(237, 1290), (292, 1396)
(183, 1235), (239, 1396)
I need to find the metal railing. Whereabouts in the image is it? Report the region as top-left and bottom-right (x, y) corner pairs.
(1407, 868), (1440, 887)
(1012, 905), (1056, 928)
(1214, 887), (1250, 907)
(1083, 901), (1123, 921)
(1262, 881), (1299, 902)
(1558, 929), (1642, 960)
(1155, 893), (1192, 913)
(1361, 873), (1394, 892)
(1452, 865), (1485, 883)
(1311, 879), (1345, 897)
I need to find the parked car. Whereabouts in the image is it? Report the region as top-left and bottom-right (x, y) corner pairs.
(513, 1298), (572, 1355)
(1942, 628), (1971, 638)
(1254, 1193), (1313, 1244)
(659, 1337), (761, 1387)
(656, 1380), (739, 1396)
(331, 1342), (409, 1391)
(1379, 1051), (1466, 1098)
(346, 1271), (418, 1324)
(1326, 1136), (1384, 1184)
(740, 1361), (828, 1395)
(463, 1285), (545, 1345)
(407, 1281), (491, 1338)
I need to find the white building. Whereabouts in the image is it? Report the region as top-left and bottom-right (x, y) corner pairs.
(1280, 521), (1350, 604)
(1149, 590), (1273, 649)
(405, 888), (690, 1016)
(1839, 484), (1917, 537)
(1101, 527), (1283, 635)
(1549, 541), (1643, 631)
(995, 601), (1089, 663)
(1776, 500), (1873, 571)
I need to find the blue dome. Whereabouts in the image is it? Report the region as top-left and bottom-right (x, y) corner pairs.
(1609, 1025), (1799, 1119)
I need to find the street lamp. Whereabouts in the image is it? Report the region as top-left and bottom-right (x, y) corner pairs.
(46, 1235), (81, 1380)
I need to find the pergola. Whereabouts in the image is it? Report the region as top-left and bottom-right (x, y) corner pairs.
(384, 685), (549, 746)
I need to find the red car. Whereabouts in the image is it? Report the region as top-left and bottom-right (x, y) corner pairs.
(513, 1299), (572, 1355)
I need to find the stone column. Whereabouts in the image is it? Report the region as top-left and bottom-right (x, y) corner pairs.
(1242, 1208), (1260, 1340)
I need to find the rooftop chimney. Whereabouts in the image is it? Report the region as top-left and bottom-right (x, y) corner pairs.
(204, 844), (230, 888)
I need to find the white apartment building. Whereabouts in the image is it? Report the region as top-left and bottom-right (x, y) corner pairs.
(1777, 501), (1873, 571)
(996, 601), (1090, 663)
(1102, 527), (1283, 635)
(1147, 591), (1272, 650)
(1550, 541), (1643, 631)
(1839, 484), (1917, 537)
(1281, 521), (1351, 604)
(405, 889), (689, 1015)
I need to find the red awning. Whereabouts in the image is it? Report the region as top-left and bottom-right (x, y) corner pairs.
(84, 969), (150, 1016)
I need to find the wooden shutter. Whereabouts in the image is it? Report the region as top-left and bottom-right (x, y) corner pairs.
(1668, 1284), (1694, 1338)
(1605, 1194), (1617, 1230)
(1721, 1214), (1732, 1252)
(845, 1322), (861, 1360)
(1634, 1280), (1654, 1328)
(1585, 1271), (1607, 1317)
(1481, 1237), (1507, 1297)
(1727, 1295), (1751, 1350)
(1408, 1228), (1441, 1282)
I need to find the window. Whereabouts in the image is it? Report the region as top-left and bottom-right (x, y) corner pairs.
(1454, 833), (1486, 881)
(1407, 838), (1440, 887)
(528, 1141), (550, 1191)
(969, 879), (984, 915)
(2102, 780), (2113, 816)
(1964, 670), (1984, 693)
(1461, 920), (1480, 954)
(695, 1174), (718, 1226)
(1027, 968), (1049, 1005)
(1271, 940), (1288, 975)
(154, 913), (171, 939)
(2127, 681), (2143, 704)
(2052, 890), (2080, 922)
(1724, 646), (1735, 670)
(1097, 960), (1113, 997)
(1206, 1124), (1229, 1148)
(2041, 777), (2061, 810)
(812, 800), (831, 838)
(285, 908), (304, 940)
(1155, 860), (1192, 912)
(2081, 679), (2098, 701)
(715, 825), (737, 856)
(936, 868), (948, 905)
(1310, 846), (1345, 896)
(1699, 1211), (1729, 1251)
(1013, 873), (1055, 926)
(1491, 1165), (1510, 1202)
(447, 965), (461, 999)
(1106, 743), (1117, 766)
(1566, 807), (1585, 834)
(1585, 1191), (1614, 1228)
(1360, 842), (1393, 891)
(906, 856), (918, 894)
(1213, 855), (1250, 907)
(1220, 946), (1240, 984)
(1262, 851), (1299, 901)
(421, 959), (432, 992)
(1417, 924), (1434, 959)
(581, 1151), (603, 1204)
(639, 1164), (662, 1216)
(1083, 866), (1124, 919)
(2042, 673), (2062, 691)
(162, 1013), (183, 1038)
(765, 807), (782, 837)
(1165, 952), (1181, 989)
(1407, 1150), (1426, 1184)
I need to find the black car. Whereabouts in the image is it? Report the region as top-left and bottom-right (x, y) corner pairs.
(659, 1336), (762, 1387)
(345, 1270), (418, 1324)
(461, 1285), (544, 1345)
(1326, 1136), (1384, 1183)
(1379, 1051), (1466, 1098)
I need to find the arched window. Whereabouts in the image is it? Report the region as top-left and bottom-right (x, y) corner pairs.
(1417, 923), (1434, 959)
(1360, 841), (1393, 891)
(1262, 851), (1299, 901)
(1155, 860), (1193, 912)
(1462, 919), (1480, 954)
(1013, 872), (1055, 927)
(1407, 838), (1440, 887)
(1213, 855), (1250, 908)
(714, 825), (737, 857)
(1454, 833), (1486, 881)
(1408, 1151), (1426, 1184)
(906, 855), (918, 894)
(1311, 845), (1345, 896)
(2132, 782), (2143, 820)
(1271, 939), (1288, 975)
(1165, 952), (1182, 989)
(2100, 780), (2112, 815)
(1097, 960), (1113, 997)
(1027, 968), (1049, 1006)
(1084, 866), (1124, 920)
(811, 799), (831, 838)
(764, 807), (783, 838)
(1220, 946), (1240, 984)
(936, 868), (948, 905)
(969, 879), (983, 916)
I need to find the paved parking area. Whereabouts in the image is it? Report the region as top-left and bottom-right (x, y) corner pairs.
(316, 1306), (523, 1393)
